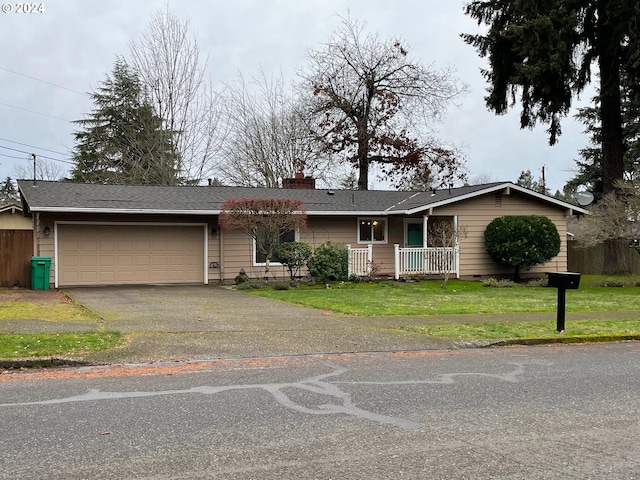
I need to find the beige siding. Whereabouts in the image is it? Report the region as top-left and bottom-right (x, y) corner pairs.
(207, 221), (222, 282)
(303, 216), (402, 276)
(431, 190), (570, 278)
(217, 216), (401, 281)
(0, 210), (32, 230)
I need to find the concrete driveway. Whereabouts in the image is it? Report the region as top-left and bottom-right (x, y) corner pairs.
(65, 284), (345, 333)
(62, 285), (456, 362)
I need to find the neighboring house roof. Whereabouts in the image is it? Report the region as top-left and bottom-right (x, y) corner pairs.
(17, 180), (588, 216)
(0, 201), (23, 214)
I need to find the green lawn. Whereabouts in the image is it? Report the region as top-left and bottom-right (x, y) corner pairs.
(0, 332), (124, 358)
(0, 301), (99, 321)
(401, 318), (640, 341)
(247, 276), (640, 343)
(248, 276), (640, 316)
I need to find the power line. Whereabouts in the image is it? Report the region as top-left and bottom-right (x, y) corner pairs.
(0, 66), (85, 95)
(0, 137), (69, 157)
(0, 144), (74, 165)
(0, 152), (26, 160)
(0, 102), (71, 122)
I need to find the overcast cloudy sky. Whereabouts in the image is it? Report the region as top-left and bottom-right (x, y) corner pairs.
(1, 0), (593, 192)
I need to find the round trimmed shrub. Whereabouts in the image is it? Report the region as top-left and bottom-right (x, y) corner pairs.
(484, 215), (560, 281)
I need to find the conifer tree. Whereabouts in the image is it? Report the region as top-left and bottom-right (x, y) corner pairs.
(71, 58), (180, 184)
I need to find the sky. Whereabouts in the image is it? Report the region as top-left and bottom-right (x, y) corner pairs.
(0, 0), (594, 193)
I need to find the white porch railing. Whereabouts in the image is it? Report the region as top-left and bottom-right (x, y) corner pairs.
(393, 244), (459, 280)
(347, 244), (459, 279)
(347, 244), (372, 276)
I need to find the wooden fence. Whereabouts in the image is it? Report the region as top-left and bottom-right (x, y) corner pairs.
(0, 230), (33, 288)
(567, 241), (640, 274)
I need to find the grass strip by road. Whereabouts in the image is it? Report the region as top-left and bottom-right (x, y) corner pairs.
(399, 318), (640, 343)
(0, 301), (99, 321)
(0, 332), (124, 359)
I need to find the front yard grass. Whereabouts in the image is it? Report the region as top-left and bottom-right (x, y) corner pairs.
(248, 276), (640, 316)
(248, 275), (640, 343)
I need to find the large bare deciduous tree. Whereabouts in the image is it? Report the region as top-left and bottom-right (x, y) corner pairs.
(298, 15), (467, 190)
(129, 7), (223, 184)
(219, 72), (333, 188)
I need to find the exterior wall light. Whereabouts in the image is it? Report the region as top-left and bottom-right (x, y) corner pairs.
(43, 226), (50, 236)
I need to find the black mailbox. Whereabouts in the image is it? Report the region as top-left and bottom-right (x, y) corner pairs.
(547, 272), (581, 290)
(546, 271), (581, 332)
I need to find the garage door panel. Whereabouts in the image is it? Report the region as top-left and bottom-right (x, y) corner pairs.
(58, 224), (204, 286)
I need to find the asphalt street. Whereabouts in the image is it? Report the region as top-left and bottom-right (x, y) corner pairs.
(1, 342), (639, 479)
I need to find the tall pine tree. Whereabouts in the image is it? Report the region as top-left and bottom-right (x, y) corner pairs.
(462, 0), (640, 274)
(71, 58), (180, 185)
(567, 73), (640, 200)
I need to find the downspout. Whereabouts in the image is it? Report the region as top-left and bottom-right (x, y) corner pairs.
(219, 225), (225, 282)
(35, 212), (40, 256)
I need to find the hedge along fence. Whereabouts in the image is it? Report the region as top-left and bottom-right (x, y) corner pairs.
(567, 241), (640, 274)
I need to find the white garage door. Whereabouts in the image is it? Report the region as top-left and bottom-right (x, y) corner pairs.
(58, 224), (205, 286)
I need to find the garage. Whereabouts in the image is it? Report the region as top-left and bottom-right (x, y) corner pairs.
(57, 223), (206, 286)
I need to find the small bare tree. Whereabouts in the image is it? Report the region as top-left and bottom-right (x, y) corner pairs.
(570, 175), (640, 271)
(219, 71), (334, 188)
(13, 156), (65, 181)
(428, 218), (467, 289)
(129, 7), (223, 183)
(219, 198), (307, 279)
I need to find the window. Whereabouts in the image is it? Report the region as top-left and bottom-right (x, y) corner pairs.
(255, 230), (296, 264)
(358, 218), (387, 243)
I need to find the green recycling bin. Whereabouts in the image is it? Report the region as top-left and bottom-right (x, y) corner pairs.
(31, 256), (51, 290)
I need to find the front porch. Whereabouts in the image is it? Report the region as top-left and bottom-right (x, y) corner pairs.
(347, 244), (460, 280)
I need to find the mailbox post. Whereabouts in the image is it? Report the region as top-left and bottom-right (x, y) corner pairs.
(546, 272), (581, 332)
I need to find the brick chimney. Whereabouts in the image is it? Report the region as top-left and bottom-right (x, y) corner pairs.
(283, 175), (316, 189)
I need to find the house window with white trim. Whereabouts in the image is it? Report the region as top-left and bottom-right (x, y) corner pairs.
(255, 230), (296, 264)
(358, 218), (387, 243)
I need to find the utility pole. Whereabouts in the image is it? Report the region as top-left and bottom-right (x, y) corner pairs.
(32, 153), (36, 186)
(541, 165), (546, 193)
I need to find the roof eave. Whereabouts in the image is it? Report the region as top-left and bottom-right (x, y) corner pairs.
(402, 183), (589, 215)
(27, 207), (393, 216)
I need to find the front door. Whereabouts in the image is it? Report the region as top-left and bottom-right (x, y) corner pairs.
(405, 220), (424, 271)
(406, 221), (423, 247)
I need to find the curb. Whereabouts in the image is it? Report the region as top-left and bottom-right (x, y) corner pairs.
(484, 334), (640, 348)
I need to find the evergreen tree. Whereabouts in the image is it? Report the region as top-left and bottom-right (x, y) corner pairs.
(463, 0), (640, 274)
(516, 169), (549, 195)
(0, 177), (18, 203)
(567, 74), (640, 201)
(71, 58), (180, 184)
